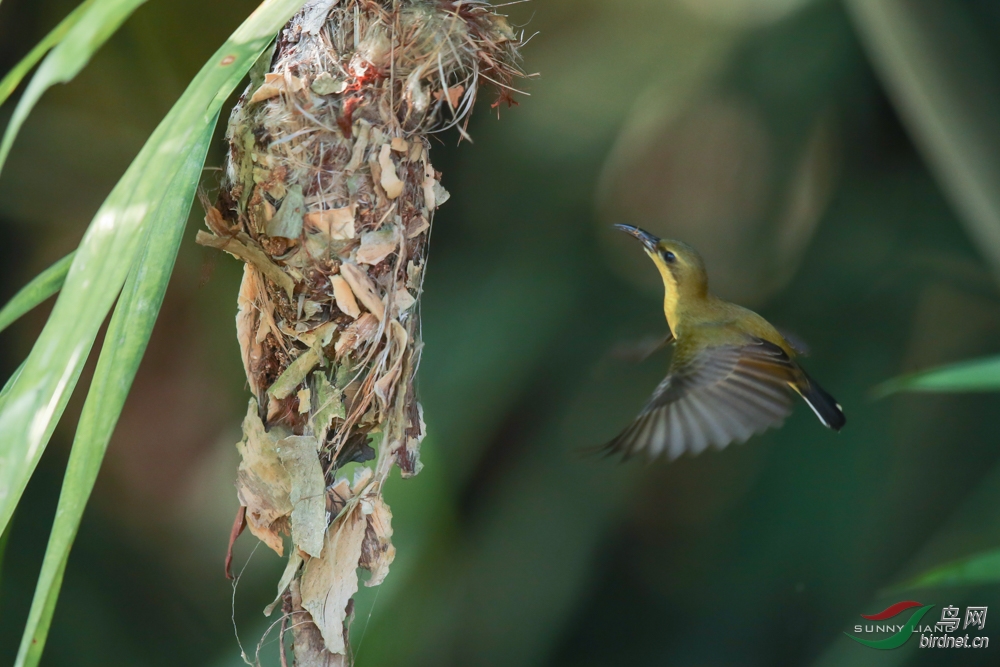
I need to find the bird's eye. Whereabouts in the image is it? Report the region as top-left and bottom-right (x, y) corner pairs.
(661, 250), (676, 263)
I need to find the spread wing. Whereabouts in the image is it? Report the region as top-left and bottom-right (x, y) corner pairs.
(605, 339), (796, 461)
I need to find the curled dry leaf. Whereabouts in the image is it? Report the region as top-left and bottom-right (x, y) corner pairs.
(355, 227), (399, 265)
(235, 399), (292, 556)
(334, 312), (380, 358)
(331, 274), (361, 319)
(236, 266), (266, 397)
(269, 348), (322, 400)
(378, 144), (405, 199)
(339, 262), (385, 321)
(277, 435), (327, 558)
(250, 71), (307, 103)
(300, 505), (367, 655)
(359, 496), (395, 587)
(304, 204), (356, 240)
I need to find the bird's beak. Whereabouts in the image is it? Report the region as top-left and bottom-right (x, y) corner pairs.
(614, 224), (660, 253)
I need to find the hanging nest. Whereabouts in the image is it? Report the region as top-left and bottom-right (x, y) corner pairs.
(196, 1), (526, 664)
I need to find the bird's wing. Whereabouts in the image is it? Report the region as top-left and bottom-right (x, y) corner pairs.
(605, 338), (796, 461)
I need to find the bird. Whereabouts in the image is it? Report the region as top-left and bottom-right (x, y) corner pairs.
(605, 224), (845, 461)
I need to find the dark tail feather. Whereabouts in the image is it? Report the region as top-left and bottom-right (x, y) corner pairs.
(797, 373), (846, 431)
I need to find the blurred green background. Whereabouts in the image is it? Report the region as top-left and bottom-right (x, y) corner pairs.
(3, 0), (1000, 665)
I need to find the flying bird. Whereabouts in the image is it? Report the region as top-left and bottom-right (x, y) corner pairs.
(605, 224), (845, 461)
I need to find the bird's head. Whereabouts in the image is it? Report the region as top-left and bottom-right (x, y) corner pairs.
(614, 224), (708, 297)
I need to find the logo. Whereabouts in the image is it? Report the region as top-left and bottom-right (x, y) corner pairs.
(846, 601), (989, 650)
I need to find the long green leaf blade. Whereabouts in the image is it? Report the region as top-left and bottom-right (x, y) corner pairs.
(875, 354), (1000, 397)
(844, 1), (1000, 281)
(0, 0), (307, 538)
(896, 548), (1000, 590)
(0, 0), (149, 177)
(0, 252), (74, 336)
(14, 120), (215, 667)
(0, 0), (95, 110)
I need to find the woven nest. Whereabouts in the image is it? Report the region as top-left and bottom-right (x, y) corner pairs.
(197, 1), (525, 664)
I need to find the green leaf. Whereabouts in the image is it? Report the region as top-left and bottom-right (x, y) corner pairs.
(0, 0), (149, 177)
(0, 0), (307, 539)
(874, 354), (1000, 397)
(0, 252), (74, 336)
(897, 548), (1000, 590)
(844, 1), (1000, 280)
(0, 0), (95, 110)
(13, 118), (215, 667)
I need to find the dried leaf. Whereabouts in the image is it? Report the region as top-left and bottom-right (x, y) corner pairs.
(393, 284), (416, 314)
(359, 496), (395, 587)
(236, 266), (265, 397)
(290, 579), (349, 667)
(433, 181), (450, 208)
(269, 348), (322, 400)
(390, 137), (409, 153)
(277, 435), (327, 558)
(297, 387), (312, 414)
(300, 506), (367, 654)
(196, 230), (296, 299)
(339, 262), (385, 320)
(406, 215), (430, 239)
(267, 185), (306, 239)
(355, 227), (398, 265)
(345, 121), (370, 172)
(205, 205), (232, 236)
(311, 371), (346, 443)
(235, 399), (293, 556)
(331, 274), (361, 319)
(352, 466), (373, 493)
(250, 72), (307, 103)
(433, 84), (465, 109)
(311, 71), (348, 95)
(334, 312), (380, 357)
(378, 143), (404, 199)
(264, 549), (303, 616)
(305, 204), (356, 240)
(374, 321), (408, 410)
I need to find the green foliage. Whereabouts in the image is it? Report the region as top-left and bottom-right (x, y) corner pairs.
(875, 354), (1000, 396)
(13, 122), (214, 667)
(0, 0), (308, 664)
(900, 549), (1000, 591)
(0, 252), (74, 336)
(0, 0), (147, 177)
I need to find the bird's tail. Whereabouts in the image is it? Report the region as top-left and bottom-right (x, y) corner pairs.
(795, 372), (846, 431)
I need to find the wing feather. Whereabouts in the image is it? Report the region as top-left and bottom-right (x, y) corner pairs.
(604, 338), (796, 461)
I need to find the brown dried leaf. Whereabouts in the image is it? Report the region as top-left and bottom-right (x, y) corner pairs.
(277, 435), (327, 558)
(433, 84), (465, 109)
(339, 262), (385, 320)
(205, 206), (232, 236)
(236, 266), (265, 397)
(300, 505), (367, 655)
(355, 227), (398, 265)
(304, 204), (356, 240)
(334, 312), (380, 357)
(374, 321), (408, 410)
(390, 137), (409, 153)
(406, 215), (430, 239)
(235, 399), (292, 556)
(331, 274), (361, 319)
(359, 496), (395, 587)
(378, 144), (404, 199)
(269, 348), (322, 400)
(290, 579), (349, 667)
(393, 284), (416, 315)
(345, 122), (370, 172)
(196, 230), (296, 299)
(264, 549), (303, 616)
(250, 72), (306, 103)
